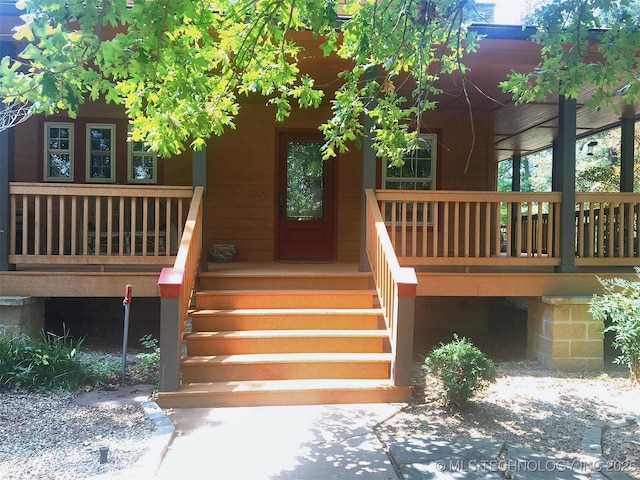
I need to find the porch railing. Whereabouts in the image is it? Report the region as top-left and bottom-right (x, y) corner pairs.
(158, 186), (204, 392)
(575, 193), (640, 266)
(8, 182), (193, 266)
(365, 189), (417, 387)
(375, 189), (640, 268)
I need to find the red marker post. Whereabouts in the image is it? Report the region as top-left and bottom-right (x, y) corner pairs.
(121, 285), (133, 386)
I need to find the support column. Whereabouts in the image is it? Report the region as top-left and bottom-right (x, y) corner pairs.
(359, 66), (377, 272)
(192, 146), (207, 271)
(510, 154), (521, 254)
(0, 41), (16, 271)
(555, 96), (577, 273)
(528, 296), (604, 371)
(620, 116), (635, 193)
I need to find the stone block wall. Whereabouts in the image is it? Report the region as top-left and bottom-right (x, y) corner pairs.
(0, 296), (45, 339)
(527, 296), (604, 371)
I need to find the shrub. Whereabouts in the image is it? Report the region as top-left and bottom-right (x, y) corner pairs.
(0, 330), (92, 391)
(590, 270), (640, 383)
(423, 335), (496, 407)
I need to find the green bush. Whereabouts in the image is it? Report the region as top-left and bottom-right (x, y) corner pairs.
(0, 330), (93, 391)
(423, 335), (496, 407)
(590, 270), (640, 382)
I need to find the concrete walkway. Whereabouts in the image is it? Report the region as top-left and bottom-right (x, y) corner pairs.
(154, 403), (401, 479)
(74, 388), (636, 480)
(152, 404), (636, 480)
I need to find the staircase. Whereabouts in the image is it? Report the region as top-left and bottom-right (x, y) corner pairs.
(156, 266), (412, 407)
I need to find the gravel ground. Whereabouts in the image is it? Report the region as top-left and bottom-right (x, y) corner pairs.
(1, 359), (638, 479)
(0, 390), (156, 480)
(378, 360), (640, 479)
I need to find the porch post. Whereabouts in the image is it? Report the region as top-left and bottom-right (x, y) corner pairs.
(158, 267), (184, 392)
(620, 116), (635, 193)
(360, 66), (377, 272)
(555, 95), (577, 273)
(510, 154), (521, 254)
(391, 270), (417, 386)
(193, 146), (207, 271)
(0, 41), (16, 272)
(511, 154), (521, 192)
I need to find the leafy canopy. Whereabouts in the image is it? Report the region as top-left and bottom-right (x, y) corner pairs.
(3, 0), (640, 161)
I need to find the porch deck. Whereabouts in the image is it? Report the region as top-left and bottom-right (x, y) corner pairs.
(2, 261), (633, 299)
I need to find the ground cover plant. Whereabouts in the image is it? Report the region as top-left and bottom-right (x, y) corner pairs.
(0, 331), (160, 391)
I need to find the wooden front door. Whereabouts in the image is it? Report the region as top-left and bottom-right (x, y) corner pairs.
(276, 132), (336, 262)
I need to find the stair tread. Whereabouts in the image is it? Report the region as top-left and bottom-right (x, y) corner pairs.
(182, 352), (393, 365)
(172, 378), (406, 394)
(191, 308), (382, 315)
(184, 330), (388, 339)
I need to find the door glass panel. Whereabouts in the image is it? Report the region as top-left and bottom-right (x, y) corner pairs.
(286, 141), (325, 221)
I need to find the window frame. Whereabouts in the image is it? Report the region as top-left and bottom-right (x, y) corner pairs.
(382, 133), (437, 225)
(382, 133), (437, 190)
(43, 122), (74, 182)
(127, 137), (158, 184)
(85, 123), (116, 183)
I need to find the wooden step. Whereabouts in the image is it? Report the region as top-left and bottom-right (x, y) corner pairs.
(195, 290), (377, 310)
(181, 353), (392, 383)
(190, 308), (384, 331)
(156, 379), (412, 408)
(184, 330), (389, 355)
(197, 272), (374, 291)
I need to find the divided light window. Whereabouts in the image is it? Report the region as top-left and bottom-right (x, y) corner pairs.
(86, 124), (116, 182)
(44, 122), (74, 182)
(128, 138), (157, 183)
(382, 133), (437, 224)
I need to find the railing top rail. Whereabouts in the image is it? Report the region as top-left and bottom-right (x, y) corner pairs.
(374, 189), (562, 202)
(173, 186), (204, 269)
(576, 192), (640, 201)
(9, 182), (193, 198)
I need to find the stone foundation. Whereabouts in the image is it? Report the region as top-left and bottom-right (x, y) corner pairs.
(0, 296), (45, 339)
(528, 296), (604, 371)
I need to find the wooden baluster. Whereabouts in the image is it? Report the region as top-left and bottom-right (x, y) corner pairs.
(46, 195), (53, 255)
(71, 196), (77, 255)
(58, 196), (65, 256)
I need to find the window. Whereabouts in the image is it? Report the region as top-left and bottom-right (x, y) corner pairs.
(383, 134), (436, 190)
(44, 122), (74, 181)
(86, 124), (115, 182)
(128, 138), (157, 183)
(382, 133), (437, 224)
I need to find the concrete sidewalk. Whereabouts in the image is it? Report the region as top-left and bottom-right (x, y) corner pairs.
(154, 403), (402, 479)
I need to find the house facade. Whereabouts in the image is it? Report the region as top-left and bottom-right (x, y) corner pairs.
(1, 5), (639, 405)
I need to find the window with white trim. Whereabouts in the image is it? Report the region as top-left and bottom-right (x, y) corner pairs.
(382, 133), (437, 224)
(86, 124), (116, 182)
(128, 139), (157, 183)
(383, 134), (436, 190)
(44, 122), (74, 181)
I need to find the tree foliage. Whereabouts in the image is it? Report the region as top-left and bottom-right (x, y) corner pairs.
(502, 0), (640, 110)
(3, 0), (640, 161)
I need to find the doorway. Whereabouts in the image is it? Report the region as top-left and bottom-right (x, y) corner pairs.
(276, 131), (336, 262)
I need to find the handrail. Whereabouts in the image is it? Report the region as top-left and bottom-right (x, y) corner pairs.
(157, 186), (204, 392)
(375, 189), (563, 266)
(365, 189), (417, 387)
(575, 193), (640, 265)
(8, 182), (193, 266)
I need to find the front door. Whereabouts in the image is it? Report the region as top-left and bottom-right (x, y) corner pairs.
(276, 132), (336, 262)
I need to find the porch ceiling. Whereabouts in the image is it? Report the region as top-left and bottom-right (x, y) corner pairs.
(430, 25), (640, 163)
